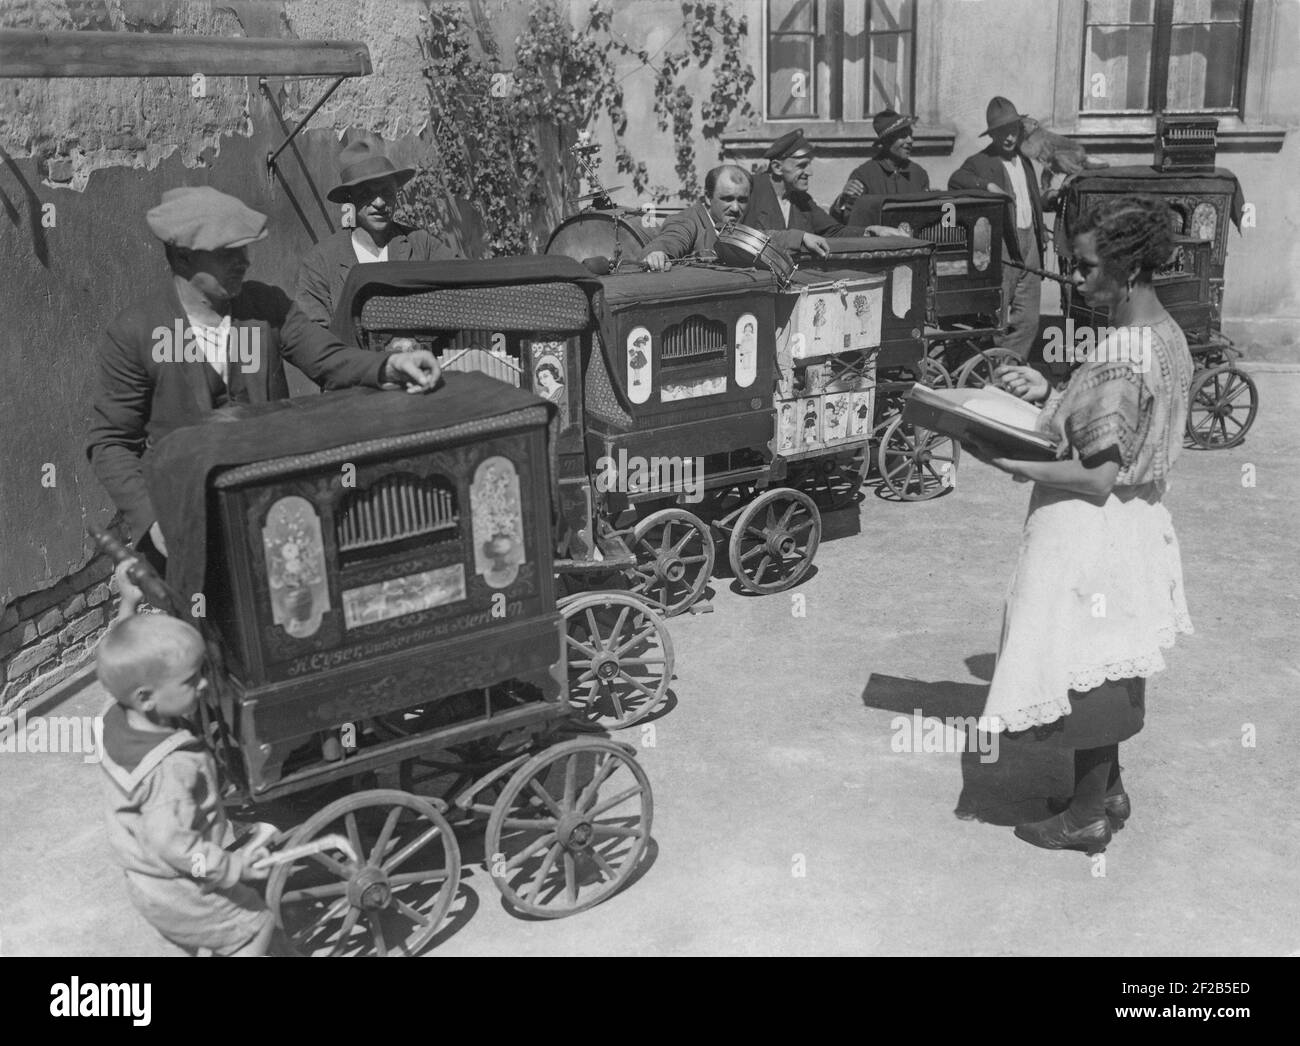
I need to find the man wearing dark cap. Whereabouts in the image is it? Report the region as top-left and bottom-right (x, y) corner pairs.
(831, 110), (931, 223)
(88, 186), (443, 569)
(296, 128), (459, 331)
(744, 129), (899, 254)
(639, 164), (751, 272)
(948, 96), (1054, 361)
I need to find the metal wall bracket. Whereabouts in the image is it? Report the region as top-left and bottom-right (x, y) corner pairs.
(260, 74), (347, 176)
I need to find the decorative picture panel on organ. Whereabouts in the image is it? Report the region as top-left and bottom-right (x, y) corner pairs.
(627, 326), (652, 404)
(735, 313), (758, 388)
(262, 495), (329, 639)
(788, 273), (885, 359)
(822, 392), (851, 444)
(471, 455), (527, 590)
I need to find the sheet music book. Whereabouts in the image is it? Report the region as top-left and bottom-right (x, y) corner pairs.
(903, 385), (1060, 460)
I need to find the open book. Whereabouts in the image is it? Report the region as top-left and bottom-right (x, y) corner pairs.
(903, 385), (1060, 460)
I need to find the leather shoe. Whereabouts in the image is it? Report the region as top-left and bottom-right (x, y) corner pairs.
(1046, 791), (1131, 829)
(1014, 812), (1111, 854)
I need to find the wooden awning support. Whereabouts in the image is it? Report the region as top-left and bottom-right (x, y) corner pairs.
(0, 29), (370, 78)
(0, 28), (371, 190)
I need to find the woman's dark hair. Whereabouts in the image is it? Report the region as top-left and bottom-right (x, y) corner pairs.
(1074, 194), (1176, 285)
(536, 362), (561, 383)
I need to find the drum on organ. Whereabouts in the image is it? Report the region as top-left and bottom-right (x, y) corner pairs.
(545, 211), (650, 267)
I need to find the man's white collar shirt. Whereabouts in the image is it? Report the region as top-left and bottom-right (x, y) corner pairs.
(352, 230), (389, 263)
(183, 311), (232, 382)
(1002, 156), (1033, 230)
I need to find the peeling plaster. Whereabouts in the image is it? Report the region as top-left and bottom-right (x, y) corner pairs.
(0, 1), (256, 191)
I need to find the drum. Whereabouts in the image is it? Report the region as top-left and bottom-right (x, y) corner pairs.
(545, 211), (650, 264)
(714, 223), (795, 284)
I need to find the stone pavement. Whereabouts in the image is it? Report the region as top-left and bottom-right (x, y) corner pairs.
(2, 373), (1295, 957)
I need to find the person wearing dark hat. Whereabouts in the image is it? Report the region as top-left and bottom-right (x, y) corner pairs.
(88, 186), (443, 571)
(948, 96), (1057, 361)
(830, 111), (931, 223)
(743, 129), (900, 255)
(639, 164), (751, 272)
(295, 128), (459, 331)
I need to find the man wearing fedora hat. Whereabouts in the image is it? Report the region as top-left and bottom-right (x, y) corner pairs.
(949, 96), (1056, 362)
(88, 186), (444, 571)
(831, 110), (931, 224)
(295, 128), (458, 332)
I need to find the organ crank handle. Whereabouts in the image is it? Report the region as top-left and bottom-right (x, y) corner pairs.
(87, 523), (181, 615)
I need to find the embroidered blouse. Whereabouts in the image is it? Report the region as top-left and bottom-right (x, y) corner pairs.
(1035, 316), (1194, 489)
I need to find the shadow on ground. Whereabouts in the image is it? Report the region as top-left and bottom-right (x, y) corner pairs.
(861, 670), (1072, 827)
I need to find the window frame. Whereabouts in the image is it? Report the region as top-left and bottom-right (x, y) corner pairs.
(1077, 0), (1252, 118)
(762, 0), (918, 124)
(1052, 0), (1284, 149)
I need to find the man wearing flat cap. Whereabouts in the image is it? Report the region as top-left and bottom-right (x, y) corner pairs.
(948, 96), (1056, 361)
(295, 128), (459, 331)
(87, 186), (443, 570)
(831, 110), (931, 223)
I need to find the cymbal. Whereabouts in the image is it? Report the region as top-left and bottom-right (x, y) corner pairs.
(577, 188), (622, 203)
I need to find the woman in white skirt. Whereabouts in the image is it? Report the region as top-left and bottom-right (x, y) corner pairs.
(963, 195), (1194, 854)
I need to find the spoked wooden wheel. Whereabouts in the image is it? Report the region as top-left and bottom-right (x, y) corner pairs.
(266, 790), (461, 957)
(876, 415), (960, 501)
(956, 347), (1021, 388)
(727, 487), (821, 594)
(916, 355), (954, 388)
(626, 508), (715, 616)
(560, 592), (674, 729)
(1186, 364), (1258, 449)
(484, 738), (652, 918)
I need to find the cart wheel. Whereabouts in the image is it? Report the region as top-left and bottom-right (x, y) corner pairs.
(955, 347), (1021, 388)
(626, 508), (715, 616)
(728, 487), (821, 594)
(1186, 364), (1258, 449)
(916, 356), (954, 388)
(876, 415), (960, 501)
(484, 738), (652, 918)
(266, 789), (461, 957)
(561, 592), (674, 729)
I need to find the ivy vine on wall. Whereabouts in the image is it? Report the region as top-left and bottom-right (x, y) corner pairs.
(407, 0), (755, 257)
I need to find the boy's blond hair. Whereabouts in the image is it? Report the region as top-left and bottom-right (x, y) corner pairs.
(96, 614), (205, 704)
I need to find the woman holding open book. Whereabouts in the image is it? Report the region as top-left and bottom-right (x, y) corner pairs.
(962, 195), (1195, 855)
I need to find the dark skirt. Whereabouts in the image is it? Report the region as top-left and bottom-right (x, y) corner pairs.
(1030, 676), (1146, 748)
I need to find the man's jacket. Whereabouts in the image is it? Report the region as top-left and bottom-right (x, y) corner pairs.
(948, 145), (1048, 256)
(743, 175), (863, 249)
(87, 279), (387, 540)
(295, 224), (457, 330)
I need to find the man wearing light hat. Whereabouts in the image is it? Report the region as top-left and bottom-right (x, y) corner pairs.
(296, 128), (458, 331)
(87, 186), (443, 570)
(831, 110), (931, 223)
(948, 96), (1054, 361)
